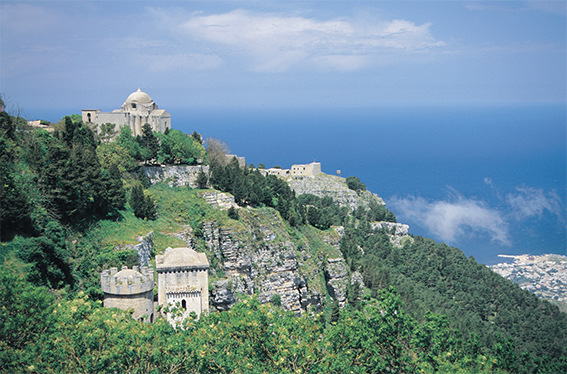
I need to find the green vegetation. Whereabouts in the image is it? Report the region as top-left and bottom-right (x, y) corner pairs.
(1, 105), (566, 373)
(115, 123), (205, 165)
(346, 175), (366, 193)
(209, 159), (396, 229)
(339, 223), (567, 372)
(1, 269), (509, 373)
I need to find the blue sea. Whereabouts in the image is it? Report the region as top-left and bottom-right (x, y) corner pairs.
(34, 105), (566, 265)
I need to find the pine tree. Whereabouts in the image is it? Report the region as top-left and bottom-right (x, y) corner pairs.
(142, 194), (157, 220)
(195, 168), (208, 189)
(97, 164), (125, 217)
(130, 184), (157, 220)
(140, 123), (159, 163)
(130, 185), (145, 218)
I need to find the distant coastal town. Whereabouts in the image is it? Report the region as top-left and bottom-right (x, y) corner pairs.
(489, 254), (567, 309)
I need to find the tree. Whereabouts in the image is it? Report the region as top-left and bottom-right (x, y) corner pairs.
(346, 176), (366, 193)
(270, 293), (282, 306)
(116, 125), (143, 160)
(191, 131), (202, 144)
(227, 206), (239, 220)
(129, 185), (157, 220)
(206, 137), (230, 169)
(0, 112), (31, 236)
(98, 122), (117, 143)
(195, 168), (208, 189)
(330, 299), (340, 323)
(0, 266), (57, 370)
(129, 185), (144, 217)
(96, 142), (137, 173)
(139, 123), (159, 163)
(99, 164), (126, 217)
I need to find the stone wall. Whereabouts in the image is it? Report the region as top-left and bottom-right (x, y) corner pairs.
(101, 265), (155, 323)
(103, 290), (155, 322)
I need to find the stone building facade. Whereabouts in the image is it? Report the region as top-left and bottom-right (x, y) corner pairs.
(156, 247), (209, 324)
(100, 265), (155, 323)
(265, 162), (322, 178)
(82, 88), (171, 136)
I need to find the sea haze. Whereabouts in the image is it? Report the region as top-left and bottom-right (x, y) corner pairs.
(171, 105), (566, 265)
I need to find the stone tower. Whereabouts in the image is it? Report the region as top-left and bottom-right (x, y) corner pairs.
(156, 247), (209, 324)
(100, 265), (155, 323)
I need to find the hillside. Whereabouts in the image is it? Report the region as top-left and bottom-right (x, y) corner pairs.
(1, 112), (566, 373)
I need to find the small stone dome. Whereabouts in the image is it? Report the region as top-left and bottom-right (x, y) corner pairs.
(114, 268), (142, 279)
(125, 88), (153, 104)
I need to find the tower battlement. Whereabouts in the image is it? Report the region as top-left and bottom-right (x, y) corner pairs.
(101, 265), (154, 295)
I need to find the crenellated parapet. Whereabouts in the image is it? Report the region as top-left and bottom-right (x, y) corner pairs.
(101, 265), (155, 295)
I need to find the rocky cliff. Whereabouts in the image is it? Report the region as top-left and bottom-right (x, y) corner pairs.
(287, 173), (385, 209)
(148, 166), (410, 312)
(144, 165), (209, 188)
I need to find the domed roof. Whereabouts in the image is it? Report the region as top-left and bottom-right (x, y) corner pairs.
(114, 268), (142, 279)
(125, 88), (153, 104)
(157, 247), (209, 269)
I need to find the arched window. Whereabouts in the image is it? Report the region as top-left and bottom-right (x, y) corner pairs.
(181, 299), (186, 310)
(150, 313), (153, 323)
(87, 113), (91, 122)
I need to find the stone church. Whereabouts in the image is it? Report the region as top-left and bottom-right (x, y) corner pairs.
(101, 247), (209, 324)
(82, 88), (171, 136)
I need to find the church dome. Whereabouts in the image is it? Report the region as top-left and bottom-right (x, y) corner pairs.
(125, 88), (153, 104)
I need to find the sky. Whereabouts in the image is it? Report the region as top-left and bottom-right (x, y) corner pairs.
(1, 0), (565, 113)
(1, 1), (565, 260)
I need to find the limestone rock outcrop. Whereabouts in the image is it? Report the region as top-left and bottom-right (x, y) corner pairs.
(287, 173), (385, 209)
(370, 222), (412, 247)
(144, 165), (209, 188)
(114, 231), (154, 266)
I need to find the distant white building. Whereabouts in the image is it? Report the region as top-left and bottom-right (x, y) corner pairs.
(82, 88), (171, 136)
(265, 162), (322, 178)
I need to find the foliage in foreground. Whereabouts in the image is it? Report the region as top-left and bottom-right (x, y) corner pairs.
(1, 267), (507, 374)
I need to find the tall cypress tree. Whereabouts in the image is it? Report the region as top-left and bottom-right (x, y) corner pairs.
(130, 185), (145, 218)
(140, 123), (159, 163)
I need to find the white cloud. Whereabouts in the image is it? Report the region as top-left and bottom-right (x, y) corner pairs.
(175, 9), (446, 72)
(389, 182), (565, 248)
(506, 186), (563, 221)
(389, 190), (510, 246)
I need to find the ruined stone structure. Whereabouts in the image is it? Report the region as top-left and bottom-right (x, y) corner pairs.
(100, 265), (155, 323)
(82, 88), (170, 136)
(156, 247), (209, 324)
(265, 162), (322, 178)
